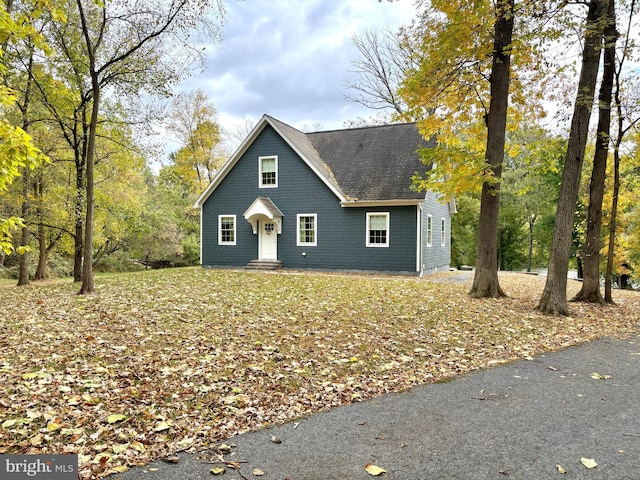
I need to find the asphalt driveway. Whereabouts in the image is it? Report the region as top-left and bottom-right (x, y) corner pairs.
(112, 333), (640, 480)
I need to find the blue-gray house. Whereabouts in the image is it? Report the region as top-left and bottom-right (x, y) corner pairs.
(194, 114), (454, 275)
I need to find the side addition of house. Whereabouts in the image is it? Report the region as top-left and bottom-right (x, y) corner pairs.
(193, 115), (454, 276)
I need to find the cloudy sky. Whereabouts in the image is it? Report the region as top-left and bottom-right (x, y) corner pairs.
(181, 0), (417, 140)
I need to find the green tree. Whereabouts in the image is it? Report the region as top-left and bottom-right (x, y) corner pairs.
(501, 127), (564, 272)
(35, 0), (224, 293)
(0, 2), (48, 255)
(571, 0), (618, 304)
(402, 0), (531, 298)
(538, 0), (609, 315)
(604, 0), (639, 301)
(167, 89), (227, 192)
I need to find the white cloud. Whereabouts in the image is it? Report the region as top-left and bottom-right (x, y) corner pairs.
(181, 0), (416, 137)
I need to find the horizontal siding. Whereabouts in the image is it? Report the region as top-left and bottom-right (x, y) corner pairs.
(421, 192), (451, 275)
(201, 125), (419, 273)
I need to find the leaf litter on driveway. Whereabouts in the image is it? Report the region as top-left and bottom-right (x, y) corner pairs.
(1, 268), (638, 478)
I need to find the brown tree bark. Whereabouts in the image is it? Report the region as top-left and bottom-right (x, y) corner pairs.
(605, 0), (636, 303)
(537, 0), (608, 315)
(16, 47), (36, 286)
(469, 0), (513, 299)
(571, 0), (617, 303)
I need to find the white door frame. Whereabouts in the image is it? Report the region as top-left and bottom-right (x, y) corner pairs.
(258, 219), (278, 260)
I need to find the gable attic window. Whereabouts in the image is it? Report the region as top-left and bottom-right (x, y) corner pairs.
(259, 156), (278, 188)
(366, 212), (389, 247)
(218, 215), (236, 245)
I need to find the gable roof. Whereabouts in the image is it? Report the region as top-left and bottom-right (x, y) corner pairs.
(194, 114), (433, 208)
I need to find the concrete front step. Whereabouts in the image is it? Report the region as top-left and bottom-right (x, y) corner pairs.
(245, 260), (283, 271)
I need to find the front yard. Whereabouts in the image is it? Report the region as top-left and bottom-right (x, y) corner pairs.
(1, 268), (638, 478)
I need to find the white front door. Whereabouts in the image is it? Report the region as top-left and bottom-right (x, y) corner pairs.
(259, 220), (278, 260)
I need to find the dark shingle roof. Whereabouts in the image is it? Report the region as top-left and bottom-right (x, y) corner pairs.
(306, 123), (433, 201)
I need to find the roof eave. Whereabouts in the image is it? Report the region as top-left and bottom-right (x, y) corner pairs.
(340, 199), (423, 207)
(193, 114), (347, 208)
(267, 118), (347, 203)
(193, 115), (271, 208)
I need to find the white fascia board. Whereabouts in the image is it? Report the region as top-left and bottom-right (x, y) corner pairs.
(193, 115), (270, 208)
(340, 199), (422, 208)
(267, 120), (346, 203)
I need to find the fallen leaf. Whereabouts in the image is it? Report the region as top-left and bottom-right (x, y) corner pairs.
(130, 440), (146, 452)
(154, 421), (171, 432)
(2, 419), (17, 428)
(581, 457), (597, 469)
(590, 372), (612, 380)
(270, 435), (282, 444)
(365, 464), (386, 476)
(252, 468), (265, 476)
(210, 466), (225, 475)
(556, 464), (567, 474)
(107, 414), (127, 424)
(499, 469), (509, 475)
(217, 443), (232, 453)
(3, 269), (640, 480)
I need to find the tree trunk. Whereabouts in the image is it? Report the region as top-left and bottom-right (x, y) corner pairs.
(17, 51), (34, 286)
(537, 0), (608, 315)
(605, 0), (635, 303)
(79, 80), (99, 294)
(469, 0), (513, 299)
(17, 167), (30, 286)
(34, 178), (47, 280)
(527, 216), (535, 273)
(571, 0), (617, 304)
(35, 227), (48, 280)
(604, 145), (620, 302)
(73, 160), (84, 282)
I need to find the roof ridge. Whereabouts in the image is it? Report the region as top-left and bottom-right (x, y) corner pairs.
(308, 121), (419, 135)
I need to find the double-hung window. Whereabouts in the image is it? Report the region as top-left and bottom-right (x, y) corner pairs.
(297, 214), (317, 246)
(426, 214), (433, 247)
(441, 218), (446, 246)
(218, 215), (236, 245)
(259, 156), (278, 188)
(366, 212), (389, 247)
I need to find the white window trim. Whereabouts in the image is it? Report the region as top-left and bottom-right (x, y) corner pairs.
(258, 155), (278, 188)
(218, 214), (236, 245)
(441, 217), (446, 247)
(366, 212), (389, 248)
(426, 214), (433, 247)
(297, 214), (317, 246)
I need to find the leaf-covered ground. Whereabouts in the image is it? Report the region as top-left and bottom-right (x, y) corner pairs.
(1, 268), (638, 478)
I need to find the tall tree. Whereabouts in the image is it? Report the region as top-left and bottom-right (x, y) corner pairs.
(400, 0), (560, 298)
(345, 28), (415, 116)
(537, 0), (609, 315)
(167, 89), (226, 191)
(59, 0), (224, 293)
(468, 0), (514, 298)
(605, 0), (639, 302)
(571, 0), (618, 303)
(0, 2), (47, 255)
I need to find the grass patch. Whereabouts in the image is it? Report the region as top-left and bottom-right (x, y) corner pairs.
(0, 267), (638, 478)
